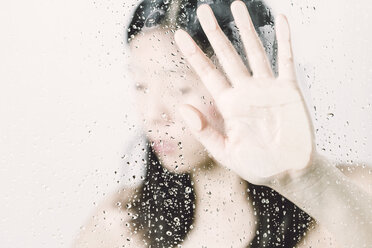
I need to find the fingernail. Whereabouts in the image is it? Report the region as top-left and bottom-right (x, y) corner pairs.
(197, 4), (217, 31)
(178, 105), (202, 131)
(231, 1), (251, 30)
(175, 30), (196, 55)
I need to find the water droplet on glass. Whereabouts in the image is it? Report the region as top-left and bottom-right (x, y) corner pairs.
(185, 187), (191, 194)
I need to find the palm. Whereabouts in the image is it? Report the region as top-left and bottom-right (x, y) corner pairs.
(175, 2), (314, 185)
(219, 78), (313, 183)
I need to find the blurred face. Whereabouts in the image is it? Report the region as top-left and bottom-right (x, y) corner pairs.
(128, 28), (225, 173)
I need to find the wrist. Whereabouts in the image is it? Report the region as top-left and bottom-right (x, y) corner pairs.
(266, 153), (340, 204)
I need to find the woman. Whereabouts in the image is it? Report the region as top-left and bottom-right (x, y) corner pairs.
(73, 0), (372, 247)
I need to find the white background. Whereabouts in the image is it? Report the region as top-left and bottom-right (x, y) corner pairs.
(0, 0), (371, 247)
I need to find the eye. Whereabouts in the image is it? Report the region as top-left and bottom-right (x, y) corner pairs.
(179, 87), (191, 95)
(134, 83), (148, 93)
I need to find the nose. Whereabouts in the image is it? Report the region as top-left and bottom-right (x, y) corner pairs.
(146, 89), (174, 127)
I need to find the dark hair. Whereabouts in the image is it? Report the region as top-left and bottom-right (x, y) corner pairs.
(125, 1), (314, 247)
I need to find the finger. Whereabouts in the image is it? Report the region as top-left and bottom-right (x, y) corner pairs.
(276, 14), (297, 81)
(175, 29), (231, 99)
(197, 4), (251, 87)
(178, 104), (226, 163)
(230, 1), (274, 78)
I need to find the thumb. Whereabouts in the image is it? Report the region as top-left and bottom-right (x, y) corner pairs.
(178, 104), (226, 162)
(178, 104), (203, 131)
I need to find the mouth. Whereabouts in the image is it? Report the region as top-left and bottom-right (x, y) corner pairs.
(152, 140), (177, 154)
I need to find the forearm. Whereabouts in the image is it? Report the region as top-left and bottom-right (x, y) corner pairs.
(270, 154), (372, 248)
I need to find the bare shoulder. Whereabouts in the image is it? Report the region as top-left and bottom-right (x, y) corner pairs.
(335, 163), (372, 195)
(295, 221), (342, 248)
(295, 163), (372, 248)
(72, 186), (145, 248)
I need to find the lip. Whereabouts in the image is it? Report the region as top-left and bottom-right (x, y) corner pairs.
(152, 140), (177, 154)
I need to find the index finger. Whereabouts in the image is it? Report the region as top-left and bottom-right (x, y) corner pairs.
(197, 4), (252, 87)
(174, 29), (231, 99)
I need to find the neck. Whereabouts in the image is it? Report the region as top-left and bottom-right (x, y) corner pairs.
(190, 159), (250, 215)
(184, 159), (256, 243)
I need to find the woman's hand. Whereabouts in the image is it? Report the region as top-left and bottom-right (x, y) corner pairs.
(175, 1), (315, 186)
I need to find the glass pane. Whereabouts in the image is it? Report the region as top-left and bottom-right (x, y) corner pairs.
(1, 0), (371, 247)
